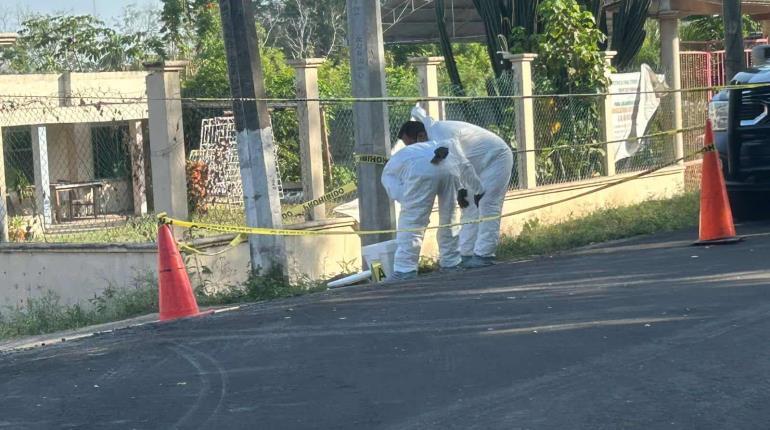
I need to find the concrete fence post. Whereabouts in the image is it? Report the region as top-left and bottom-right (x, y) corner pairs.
(0, 126), (7, 242)
(288, 58), (327, 221)
(601, 51), (618, 177)
(505, 53), (538, 189)
(659, 11), (685, 166)
(408, 56), (443, 119)
(144, 61), (189, 224)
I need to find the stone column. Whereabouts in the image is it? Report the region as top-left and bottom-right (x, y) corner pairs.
(660, 12), (685, 165)
(347, 0), (396, 246)
(601, 51), (617, 177)
(506, 53), (538, 189)
(72, 123), (94, 181)
(288, 58), (326, 221)
(31, 125), (52, 225)
(0, 127), (7, 242)
(128, 120), (148, 216)
(408, 56), (443, 119)
(145, 61), (189, 222)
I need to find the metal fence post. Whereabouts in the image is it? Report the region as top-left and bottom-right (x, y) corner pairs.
(288, 58), (327, 221)
(601, 51), (617, 177)
(506, 53), (538, 189)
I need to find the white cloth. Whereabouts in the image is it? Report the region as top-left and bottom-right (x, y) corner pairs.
(381, 138), (478, 273)
(411, 106), (513, 257)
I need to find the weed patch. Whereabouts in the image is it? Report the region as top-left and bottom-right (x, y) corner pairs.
(497, 192), (700, 260)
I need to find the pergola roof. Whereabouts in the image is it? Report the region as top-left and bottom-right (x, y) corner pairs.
(381, 0), (484, 44)
(605, 0), (770, 19)
(382, 0), (770, 45)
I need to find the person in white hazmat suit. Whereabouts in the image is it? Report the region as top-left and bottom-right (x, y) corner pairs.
(411, 106), (514, 268)
(381, 121), (483, 281)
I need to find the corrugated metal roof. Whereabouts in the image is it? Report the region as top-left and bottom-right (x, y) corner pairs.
(382, 0), (770, 45)
(381, 0), (484, 44)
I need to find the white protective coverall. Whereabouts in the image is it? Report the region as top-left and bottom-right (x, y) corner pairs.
(381, 138), (482, 274)
(411, 106), (514, 258)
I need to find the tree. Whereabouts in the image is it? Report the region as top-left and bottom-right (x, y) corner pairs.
(4, 14), (164, 73)
(254, 0), (346, 59)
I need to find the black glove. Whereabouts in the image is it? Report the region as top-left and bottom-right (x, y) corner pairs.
(457, 189), (470, 209)
(474, 193), (485, 207)
(431, 147), (449, 164)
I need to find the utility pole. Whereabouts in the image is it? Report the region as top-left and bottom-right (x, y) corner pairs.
(723, 0), (744, 81)
(219, 0), (287, 275)
(347, 0), (397, 247)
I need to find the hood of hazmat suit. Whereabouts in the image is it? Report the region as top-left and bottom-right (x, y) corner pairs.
(410, 105), (510, 173)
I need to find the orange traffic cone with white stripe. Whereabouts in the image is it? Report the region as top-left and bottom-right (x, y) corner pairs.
(157, 224), (211, 321)
(695, 120), (741, 245)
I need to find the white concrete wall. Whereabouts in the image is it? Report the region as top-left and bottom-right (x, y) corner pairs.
(68, 72), (148, 99)
(0, 168), (685, 307)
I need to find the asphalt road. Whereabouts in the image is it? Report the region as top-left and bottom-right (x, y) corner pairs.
(3, 224), (770, 429)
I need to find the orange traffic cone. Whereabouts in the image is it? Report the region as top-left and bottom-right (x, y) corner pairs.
(157, 224), (210, 321)
(695, 120), (741, 245)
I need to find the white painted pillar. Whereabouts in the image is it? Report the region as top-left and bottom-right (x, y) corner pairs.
(145, 61), (189, 222)
(72, 123), (94, 181)
(288, 58), (326, 221)
(660, 12), (685, 165)
(0, 127), (7, 242)
(128, 120), (148, 216)
(506, 53), (538, 189)
(31, 125), (52, 225)
(408, 56), (443, 119)
(602, 51), (617, 177)
(347, 0), (397, 246)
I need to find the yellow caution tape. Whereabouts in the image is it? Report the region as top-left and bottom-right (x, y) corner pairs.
(177, 233), (248, 256)
(158, 146), (706, 239)
(281, 182), (357, 218)
(354, 153), (389, 165)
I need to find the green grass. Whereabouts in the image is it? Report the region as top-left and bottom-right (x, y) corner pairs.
(0, 268), (324, 341)
(0, 273), (159, 340)
(42, 216), (159, 243)
(496, 192), (700, 261)
(1, 193), (700, 340)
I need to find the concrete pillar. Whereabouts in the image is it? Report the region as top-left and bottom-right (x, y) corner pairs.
(506, 53), (538, 189)
(31, 125), (52, 225)
(601, 51), (617, 177)
(408, 56), (443, 119)
(0, 127), (7, 242)
(145, 61), (189, 222)
(605, 11), (615, 49)
(72, 123), (93, 181)
(288, 58), (326, 221)
(660, 12), (685, 165)
(347, 0), (397, 246)
(763, 20), (770, 37)
(128, 120), (148, 216)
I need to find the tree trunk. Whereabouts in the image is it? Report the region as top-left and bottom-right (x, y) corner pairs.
(723, 0), (744, 81)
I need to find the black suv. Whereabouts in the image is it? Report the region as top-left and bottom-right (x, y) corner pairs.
(709, 46), (770, 217)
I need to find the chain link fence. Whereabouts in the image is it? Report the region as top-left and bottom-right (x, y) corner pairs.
(1, 87), (712, 244)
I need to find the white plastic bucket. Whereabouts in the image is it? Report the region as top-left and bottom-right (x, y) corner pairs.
(361, 239), (398, 279)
